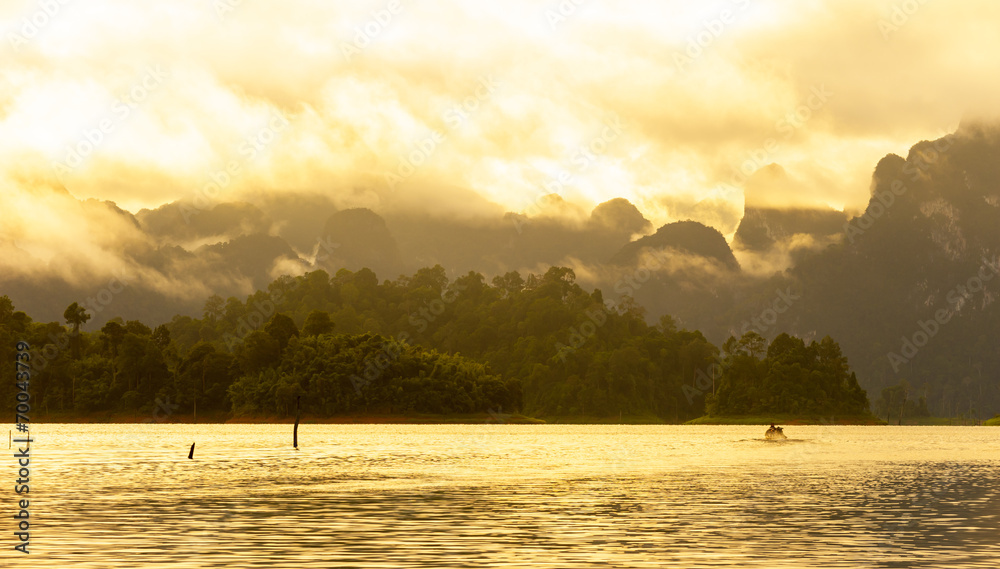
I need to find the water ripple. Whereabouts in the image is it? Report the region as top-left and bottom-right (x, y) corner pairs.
(11, 424), (1000, 568)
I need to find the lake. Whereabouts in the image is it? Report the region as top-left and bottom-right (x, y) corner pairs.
(8, 424), (999, 567)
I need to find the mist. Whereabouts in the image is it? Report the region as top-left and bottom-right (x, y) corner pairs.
(4, 0), (1000, 327)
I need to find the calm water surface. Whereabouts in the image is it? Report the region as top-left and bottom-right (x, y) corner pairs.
(8, 424), (999, 567)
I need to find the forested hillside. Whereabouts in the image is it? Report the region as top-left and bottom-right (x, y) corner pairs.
(707, 332), (870, 416)
(5, 124), (999, 419)
(166, 265), (722, 420)
(2, 264), (871, 422)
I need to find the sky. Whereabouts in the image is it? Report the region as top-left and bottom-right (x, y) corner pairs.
(2, 0), (1000, 248)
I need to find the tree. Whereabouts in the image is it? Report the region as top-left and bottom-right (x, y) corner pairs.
(70, 355), (112, 412)
(101, 321), (127, 358)
(708, 334), (870, 417)
(152, 325), (171, 349)
(721, 336), (741, 357)
(410, 265), (448, 293)
(303, 310), (334, 336)
(203, 294), (224, 323)
(766, 333), (805, 363)
(265, 313), (299, 352)
(223, 297), (246, 327)
(238, 331), (280, 375)
(658, 314), (678, 334)
(64, 302), (91, 333)
(0, 295), (14, 327)
(738, 331), (767, 359)
(178, 343), (237, 412)
(492, 271), (524, 298)
(539, 266), (576, 300)
(118, 334), (148, 393)
(64, 302), (91, 360)
(125, 320), (152, 336)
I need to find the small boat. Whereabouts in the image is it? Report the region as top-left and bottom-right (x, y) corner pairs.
(765, 425), (787, 440)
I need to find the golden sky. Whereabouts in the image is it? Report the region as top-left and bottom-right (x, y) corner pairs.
(2, 0), (999, 240)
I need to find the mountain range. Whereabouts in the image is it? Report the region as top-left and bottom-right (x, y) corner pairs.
(3, 122), (998, 416)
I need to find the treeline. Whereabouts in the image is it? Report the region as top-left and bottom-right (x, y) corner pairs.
(706, 332), (870, 416)
(0, 296), (515, 418)
(166, 266), (720, 420)
(872, 380), (931, 424)
(2, 265), (870, 421)
(229, 332), (521, 416)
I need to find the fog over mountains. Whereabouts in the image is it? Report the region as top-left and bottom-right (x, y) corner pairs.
(2, 122), (999, 415)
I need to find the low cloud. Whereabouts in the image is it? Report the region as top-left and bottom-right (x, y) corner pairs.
(2, 0), (1000, 288)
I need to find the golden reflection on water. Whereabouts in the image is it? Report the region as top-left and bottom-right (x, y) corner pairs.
(9, 425), (1000, 568)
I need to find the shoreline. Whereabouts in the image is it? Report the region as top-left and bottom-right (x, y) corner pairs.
(27, 411), (548, 425)
(686, 414), (886, 425)
(26, 412), (991, 426)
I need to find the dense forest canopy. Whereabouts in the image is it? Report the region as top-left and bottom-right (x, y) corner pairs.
(4, 126), (1000, 420)
(2, 266), (871, 421)
(706, 332), (870, 416)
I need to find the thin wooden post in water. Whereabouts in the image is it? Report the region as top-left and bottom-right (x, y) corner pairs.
(293, 395), (301, 450)
(188, 442), (195, 459)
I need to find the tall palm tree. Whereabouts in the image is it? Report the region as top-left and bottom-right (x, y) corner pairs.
(63, 302), (91, 359)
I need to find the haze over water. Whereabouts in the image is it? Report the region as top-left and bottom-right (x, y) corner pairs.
(13, 424), (1000, 567)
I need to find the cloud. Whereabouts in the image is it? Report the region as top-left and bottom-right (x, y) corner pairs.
(0, 170), (259, 303)
(2, 0), (999, 283)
